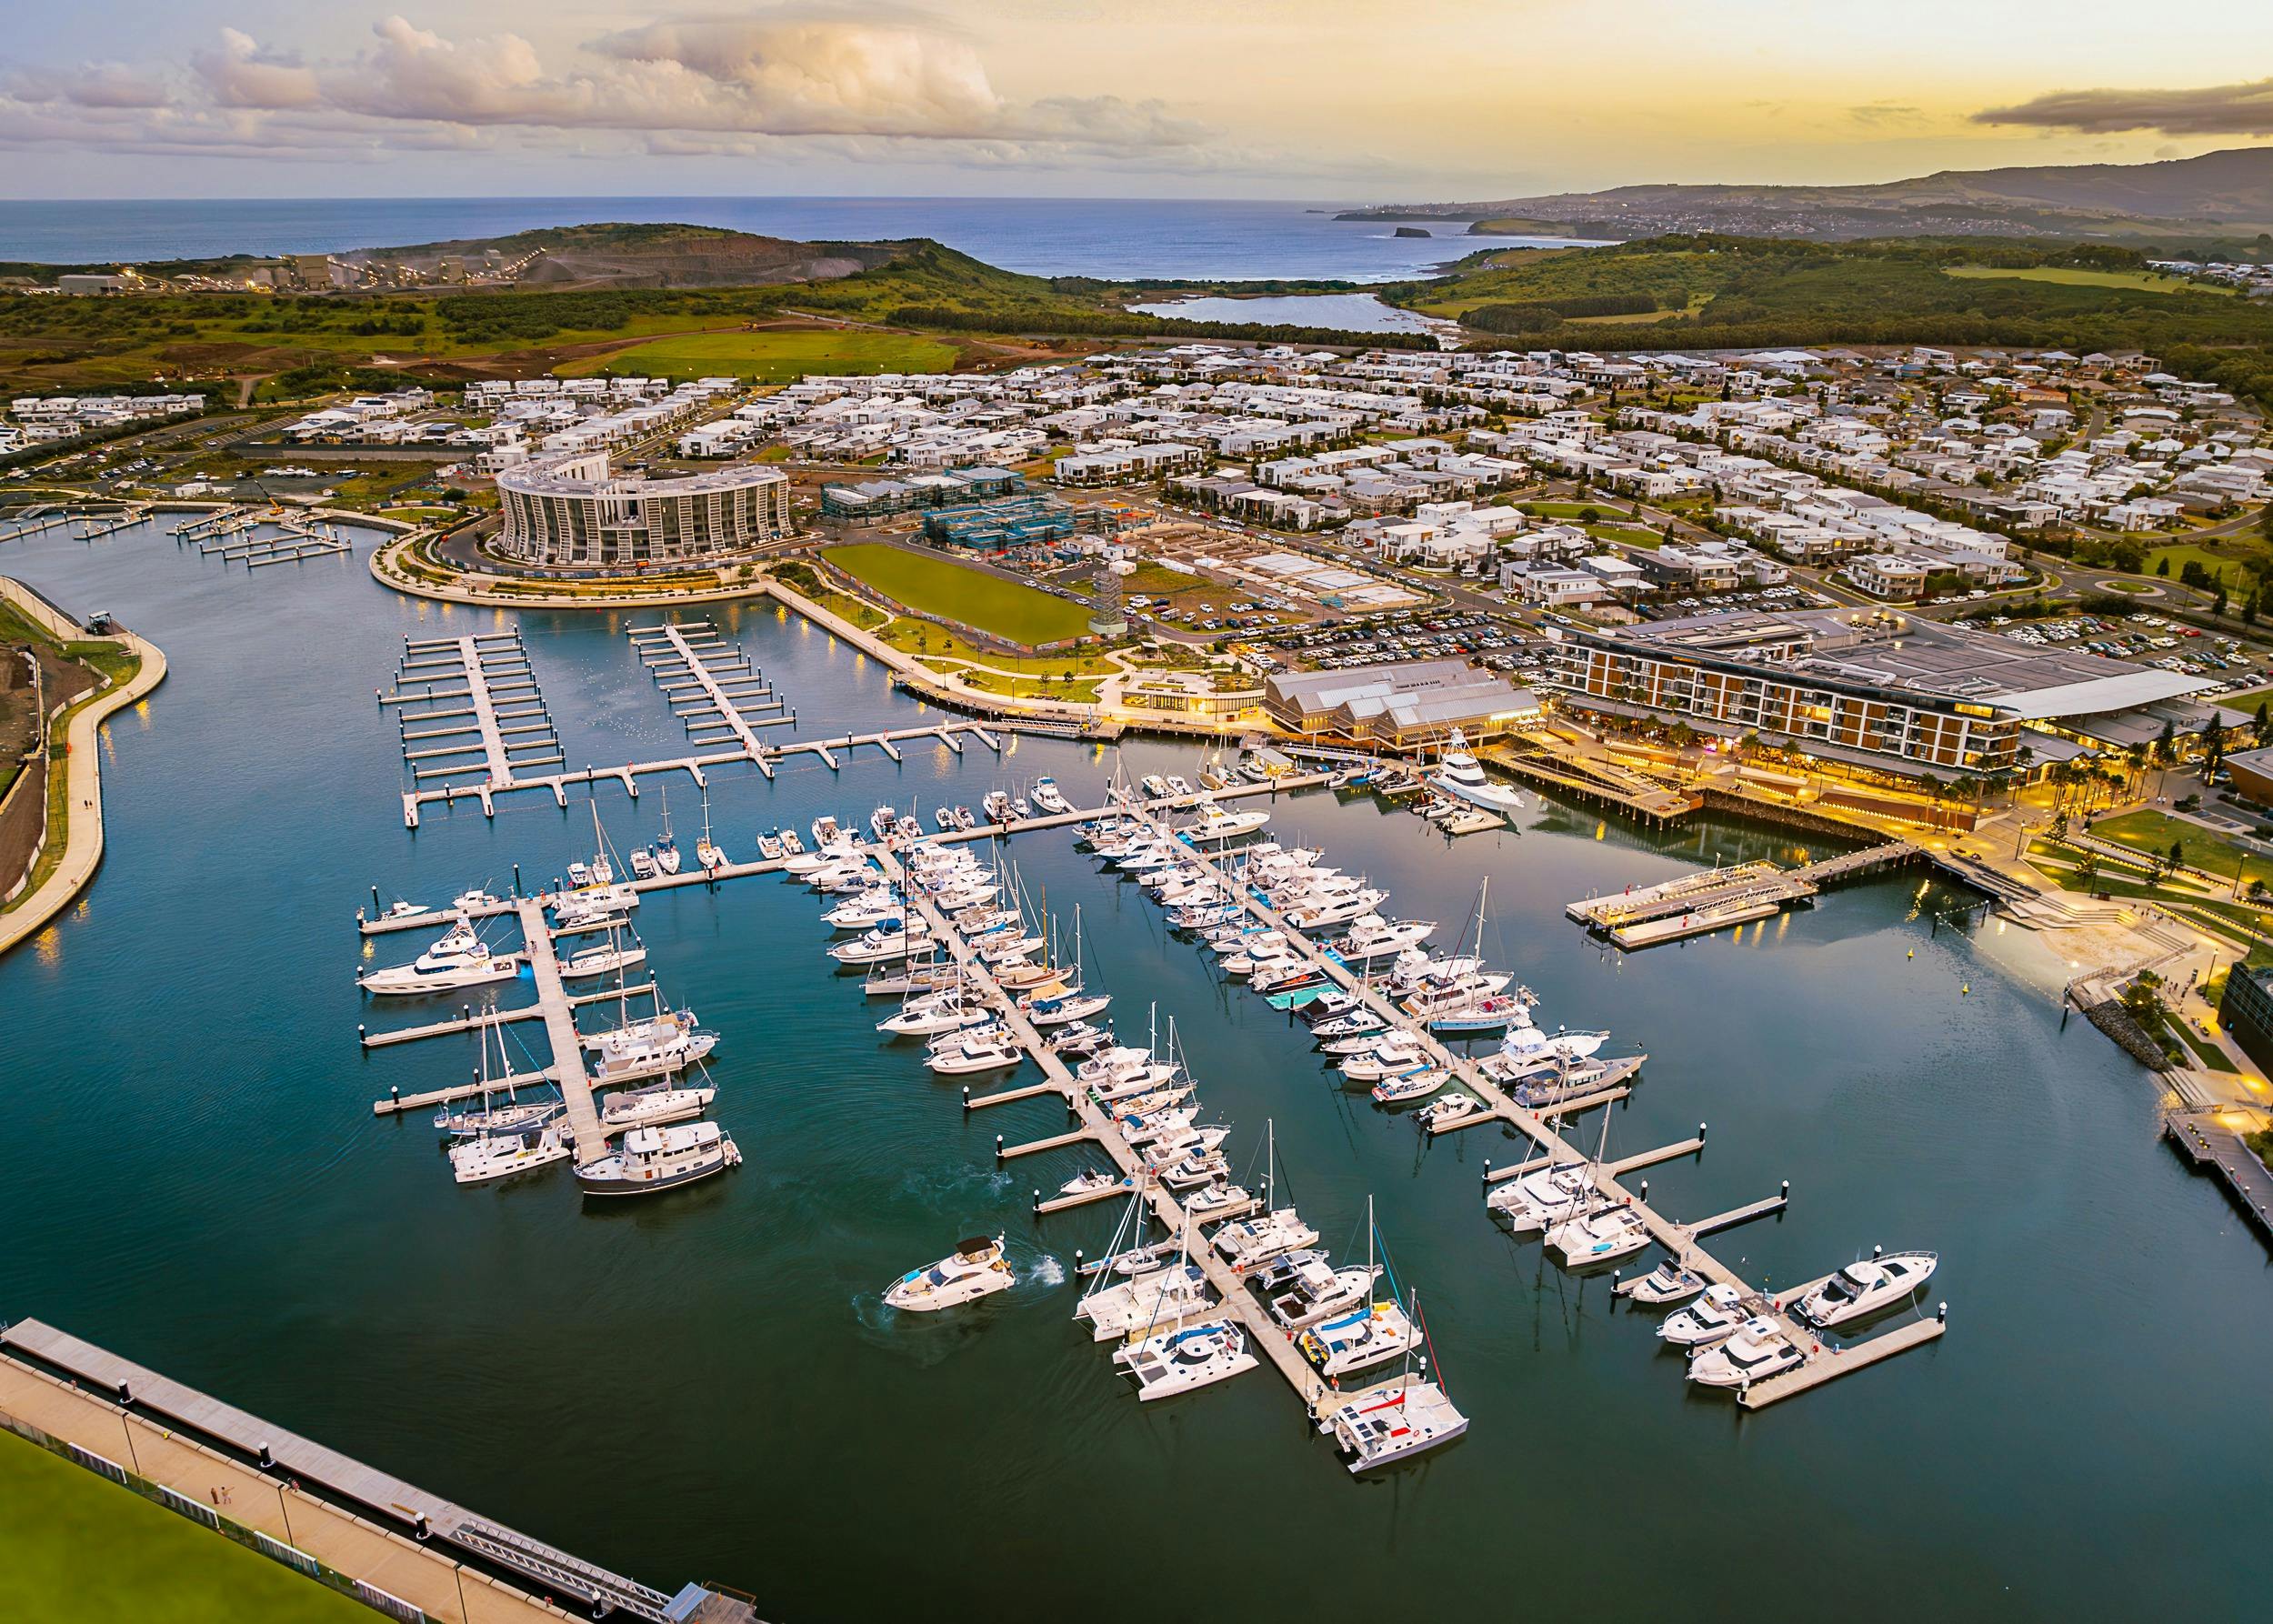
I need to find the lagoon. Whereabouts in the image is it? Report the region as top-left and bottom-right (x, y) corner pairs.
(4, 521), (2271, 1619)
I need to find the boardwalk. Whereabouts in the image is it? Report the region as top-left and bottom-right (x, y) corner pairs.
(1567, 842), (1921, 948)
(512, 899), (607, 1165)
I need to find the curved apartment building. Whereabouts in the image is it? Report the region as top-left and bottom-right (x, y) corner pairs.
(496, 452), (793, 567)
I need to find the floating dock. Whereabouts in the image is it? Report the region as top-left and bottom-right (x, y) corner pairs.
(1568, 842), (1920, 948)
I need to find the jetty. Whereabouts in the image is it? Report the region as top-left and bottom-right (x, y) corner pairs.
(1567, 841), (1921, 947)
(1122, 800), (1943, 1408)
(385, 631), (564, 800)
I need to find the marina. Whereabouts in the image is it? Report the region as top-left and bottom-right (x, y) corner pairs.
(7, 514), (2273, 1620)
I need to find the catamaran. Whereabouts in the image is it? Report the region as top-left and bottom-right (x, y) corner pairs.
(1298, 1198), (1418, 1378)
(886, 1236), (1013, 1311)
(576, 1120), (741, 1197)
(1546, 1202), (1652, 1268)
(1320, 1290), (1467, 1472)
(1078, 1265), (1214, 1342)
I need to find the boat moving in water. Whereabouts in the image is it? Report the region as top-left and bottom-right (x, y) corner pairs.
(886, 1236), (1013, 1311)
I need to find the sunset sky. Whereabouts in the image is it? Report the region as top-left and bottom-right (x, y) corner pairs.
(3, 1), (2269, 198)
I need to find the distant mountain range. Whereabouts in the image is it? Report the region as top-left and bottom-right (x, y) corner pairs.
(345, 223), (908, 289)
(1342, 146), (2273, 241)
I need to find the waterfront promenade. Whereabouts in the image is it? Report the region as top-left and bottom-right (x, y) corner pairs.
(0, 577), (168, 959)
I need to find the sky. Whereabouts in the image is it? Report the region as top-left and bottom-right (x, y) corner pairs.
(1, 1), (2269, 200)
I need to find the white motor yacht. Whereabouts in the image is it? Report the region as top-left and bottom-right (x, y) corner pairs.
(449, 887), (502, 913)
(1792, 1251), (1938, 1328)
(878, 993), (989, 1038)
(756, 832), (786, 862)
(1369, 1066), (1448, 1106)
(1331, 916), (1436, 961)
(1325, 1376), (1469, 1473)
(628, 847), (657, 881)
(1030, 777), (1072, 815)
(869, 804), (898, 841)
(1177, 799), (1271, 846)
(885, 1236), (1013, 1311)
(1546, 1204), (1652, 1268)
(1114, 1318), (1257, 1401)
(1660, 1283), (1749, 1348)
(1428, 728), (1526, 815)
(926, 1028), (1025, 1075)
(1687, 1318), (1805, 1388)
(359, 918), (518, 996)
(1627, 1259), (1707, 1307)
(450, 1126), (571, 1186)
(1412, 1092), (1484, 1131)
(1337, 1033), (1431, 1081)
(778, 827), (806, 857)
(828, 922), (932, 965)
(556, 938), (648, 980)
(576, 1121), (741, 1197)
(1185, 1182), (1252, 1221)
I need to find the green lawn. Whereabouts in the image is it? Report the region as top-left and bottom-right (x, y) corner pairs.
(823, 544), (1094, 646)
(2091, 808), (2273, 891)
(2140, 540), (2260, 584)
(558, 329), (956, 383)
(0, 1430), (366, 1622)
(2216, 685), (2273, 714)
(1944, 266), (2234, 296)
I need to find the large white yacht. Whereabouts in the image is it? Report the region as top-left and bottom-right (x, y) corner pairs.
(1261, 1255), (1382, 1331)
(1177, 798), (1271, 846)
(1030, 777), (1072, 815)
(576, 1121), (741, 1197)
(1659, 1282), (1750, 1347)
(1427, 728), (1526, 815)
(1483, 1160), (1596, 1232)
(1793, 1251), (1938, 1328)
(597, 1080), (716, 1132)
(1212, 1208), (1321, 1268)
(358, 917), (518, 996)
(885, 1236), (1014, 1311)
(1687, 1318), (1805, 1388)
(1076, 1263), (1214, 1341)
(1546, 1204), (1652, 1268)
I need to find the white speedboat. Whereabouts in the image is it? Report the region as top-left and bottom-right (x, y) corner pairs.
(869, 804), (899, 841)
(1185, 1181), (1252, 1220)
(1792, 1251), (1938, 1328)
(1660, 1283), (1749, 1347)
(953, 806), (976, 831)
(1331, 917), (1436, 961)
(450, 1126), (571, 1186)
(1369, 1066), (1448, 1106)
(628, 847), (657, 880)
(1057, 1168), (1127, 1199)
(1030, 777), (1072, 815)
(886, 1236), (1013, 1311)
(1412, 1092), (1484, 1130)
(1299, 1300), (1418, 1378)
(877, 994), (989, 1038)
(933, 806), (958, 832)
(1114, 1318), (1257, 1401)
(756, 832), (785, 861)
(1177, 799), (1271, 846)
(576, 1121), (740, 1197)
(1428, 727), (1525, 815)
(1326, 1376), (1468, 1473)
(449, 887), (503, 913)
(1687, 1318), (1805, 1388)
(983, 790), (1014, 825)
(597, 1080), (716, 1132)
(359, 918), (518, 996)
(1547, 1204), (1652, 1268)
(828, 922), (932, 965)
(1138, 774), (1171, 800)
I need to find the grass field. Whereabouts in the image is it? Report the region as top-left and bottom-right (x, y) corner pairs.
(2092, 808), (2273, 891)
(2217, 685), (2273, 714)
(823, 544), (1094, 646)
(2141, 539), (2266, 585)
(557, 329), (956, 382)
(0, 1430), (367, 1622)
(1944, 266), (2234, 296)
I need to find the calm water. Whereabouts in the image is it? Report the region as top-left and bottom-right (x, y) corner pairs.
(1128, 291), (1456, 336)
(5, 521), (2272, 1619)
(0, 196), (1591, 284)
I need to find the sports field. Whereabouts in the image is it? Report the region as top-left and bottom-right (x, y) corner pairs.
(0, 1429), (367, 1622)
(822, 544), (1094, 646)
(560, 329), (957, 382)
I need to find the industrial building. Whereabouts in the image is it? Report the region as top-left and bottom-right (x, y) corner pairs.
(1548, 606), (2218, 781)
(495, 453), (793, 568)
(1264, 658), (1542, 749)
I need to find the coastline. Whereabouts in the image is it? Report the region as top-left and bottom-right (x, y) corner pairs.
(0, 578), (168, 959)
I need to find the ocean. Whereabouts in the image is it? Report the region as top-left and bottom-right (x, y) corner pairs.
(0, 196), (1590, 283)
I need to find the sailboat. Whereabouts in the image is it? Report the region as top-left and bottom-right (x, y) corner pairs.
(1320, 1289), (1468, 1472)
(1298, 1198), (1419, 1378)
(695, 783), (721, 871)
(436, 1012), (563, 1140)
(554, 800), (640, 928)
(654, 785), (682, 875)
(446, 1016), (571, 1184)
(1111, 1218), (1257, 1401)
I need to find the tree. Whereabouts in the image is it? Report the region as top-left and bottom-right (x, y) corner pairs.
(2157, 556), (2171, 577)
(2257, 700), (2270, 747)
(2203, 715), (2228, 777)
(2078, 851), (2100, 891)
(2169, 837), (2188, 876)
(2213, 583), (2229, 617)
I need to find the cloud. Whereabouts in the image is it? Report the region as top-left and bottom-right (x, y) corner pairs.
(0, 8), (1237, 175)
(1974, 77), (2273, 136)
(1847, 102), (1926, 129)
(191, 27), (320, 110)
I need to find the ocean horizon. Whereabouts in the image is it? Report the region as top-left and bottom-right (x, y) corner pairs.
(0, 195), (1594, 283)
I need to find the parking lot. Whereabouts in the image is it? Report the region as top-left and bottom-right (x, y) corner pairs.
(1989, 609), (2272, 693)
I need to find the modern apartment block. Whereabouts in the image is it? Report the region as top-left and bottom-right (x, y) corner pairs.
(495, 454), (793, 568)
